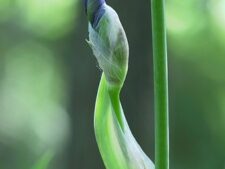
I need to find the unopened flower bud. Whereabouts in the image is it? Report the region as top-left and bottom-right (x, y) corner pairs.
(85, 0), (129, 87)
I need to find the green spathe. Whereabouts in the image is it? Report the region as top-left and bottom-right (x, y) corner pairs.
(88, 4), (128, 87)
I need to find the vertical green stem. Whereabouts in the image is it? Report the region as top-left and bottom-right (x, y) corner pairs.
(151, 0), (169, 169)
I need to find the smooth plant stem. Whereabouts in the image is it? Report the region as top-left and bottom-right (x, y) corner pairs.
(151, 0), (169, 169)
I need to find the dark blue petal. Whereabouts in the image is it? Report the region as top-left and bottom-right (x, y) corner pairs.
(85, 0), (106, 27)
(92, 5), (105, 28)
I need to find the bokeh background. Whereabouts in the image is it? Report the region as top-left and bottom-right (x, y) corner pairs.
(0, 0), (225, 169)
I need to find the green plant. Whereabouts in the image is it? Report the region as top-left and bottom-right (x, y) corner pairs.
(85, 0), (168, 169)
(151, 0), (169, 169)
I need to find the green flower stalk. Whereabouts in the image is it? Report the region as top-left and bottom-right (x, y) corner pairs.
(151, 0), (169, 169)
(85, 0), (154, 169)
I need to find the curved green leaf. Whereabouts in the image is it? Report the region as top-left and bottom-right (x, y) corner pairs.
(94, 74), (154, 169)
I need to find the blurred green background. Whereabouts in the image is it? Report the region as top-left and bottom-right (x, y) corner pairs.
(0, 0), (225, 168)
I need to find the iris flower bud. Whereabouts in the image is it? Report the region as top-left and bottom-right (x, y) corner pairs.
(85, 1), (154, 169)
(85, 0), (129, 87)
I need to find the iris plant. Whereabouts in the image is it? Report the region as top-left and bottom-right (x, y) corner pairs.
(85, 0), (169, 169)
